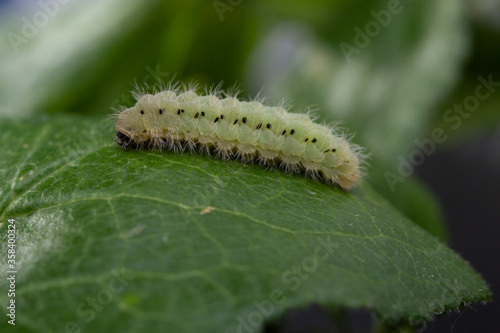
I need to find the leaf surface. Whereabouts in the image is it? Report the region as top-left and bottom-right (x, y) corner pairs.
(0, 116), (491, 332)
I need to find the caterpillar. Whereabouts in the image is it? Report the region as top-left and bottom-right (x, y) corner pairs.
(113, 83), (365, 190)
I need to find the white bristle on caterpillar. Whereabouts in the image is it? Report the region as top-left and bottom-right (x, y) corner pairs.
(113, 83), (366, 190)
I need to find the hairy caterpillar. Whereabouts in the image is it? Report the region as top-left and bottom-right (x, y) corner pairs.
(113, 83), (365, 190)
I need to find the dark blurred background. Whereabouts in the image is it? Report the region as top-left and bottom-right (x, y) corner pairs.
(1, 0), (498, 331)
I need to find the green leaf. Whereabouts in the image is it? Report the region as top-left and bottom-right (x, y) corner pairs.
(368, 163), (449, 243)
(0, 115), (491, 332)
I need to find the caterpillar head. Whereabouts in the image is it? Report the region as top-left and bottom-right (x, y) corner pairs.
(115, 95), (155, 148)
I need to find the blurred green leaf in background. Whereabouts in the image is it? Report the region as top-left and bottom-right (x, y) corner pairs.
(0, 0), (498, 332)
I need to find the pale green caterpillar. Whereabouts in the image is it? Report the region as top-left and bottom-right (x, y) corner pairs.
(114, 84), (365, 190)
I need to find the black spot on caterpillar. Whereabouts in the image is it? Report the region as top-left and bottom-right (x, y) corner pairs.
(113, 84), (365, 190)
